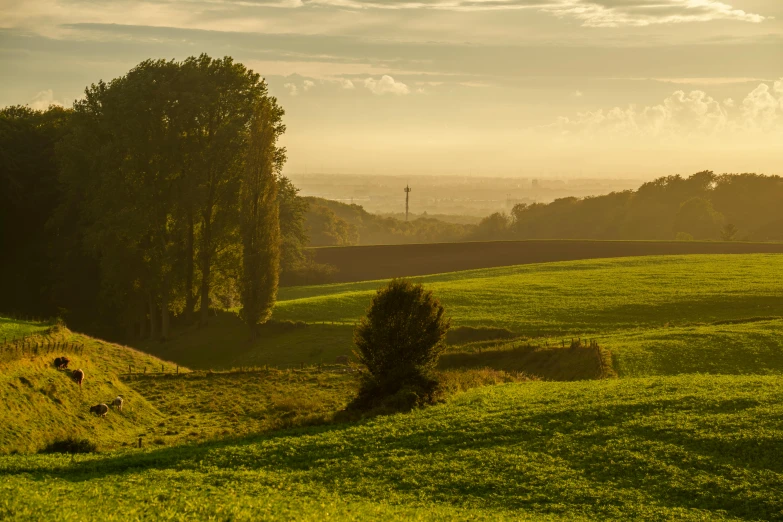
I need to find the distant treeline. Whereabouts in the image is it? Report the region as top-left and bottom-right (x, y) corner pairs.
(305, 197), (472, 246)
(301, 171), (783, 247)
(477, 171), (783, 242)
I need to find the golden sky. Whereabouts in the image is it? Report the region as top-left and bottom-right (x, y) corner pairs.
(1, 0), (781, 178)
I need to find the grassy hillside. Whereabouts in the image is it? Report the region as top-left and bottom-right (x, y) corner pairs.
(0, 317), (367, 454)
(0, 323), (180, 453)
(135, 254), (783, 374)
(607, 318), (783, 377)
(3, 374), (781, 520)
(275, 254), (783, 334)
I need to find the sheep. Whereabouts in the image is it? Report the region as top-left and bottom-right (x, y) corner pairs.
(90, 404), (109, 417)
(71, 368), (85, 388)
(112, 396), (124, 411)
(53, 356), (70, 370)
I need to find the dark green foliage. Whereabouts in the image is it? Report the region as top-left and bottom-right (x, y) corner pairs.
(0, 106), (72, 318)
(39, 437), (97, 454)
(506, 171), (783, 241)
(673, 196), (723, 239)
(351, 279), (450, 410)
(240, 96), (285, 332)
(38, 54), (288, 340)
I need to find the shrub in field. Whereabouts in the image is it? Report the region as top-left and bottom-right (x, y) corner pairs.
(350, 279), (450, 411)
(40, 437), (97, 454)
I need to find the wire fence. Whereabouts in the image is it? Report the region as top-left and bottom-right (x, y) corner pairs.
(0, 332), (85, 363)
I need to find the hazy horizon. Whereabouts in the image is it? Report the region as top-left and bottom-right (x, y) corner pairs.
(2, 0), (782, 178)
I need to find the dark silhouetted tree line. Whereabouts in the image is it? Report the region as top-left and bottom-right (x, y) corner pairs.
(0, 55), (307, 340)
(474, 171), (783, 242)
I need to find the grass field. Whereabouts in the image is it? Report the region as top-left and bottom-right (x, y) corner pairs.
(0, 316), (53, 342)
(3, 374), (781, 520)
(137, 254), (783, 372)
(4, 253), (783, 519)
(0, 325), (181, 453)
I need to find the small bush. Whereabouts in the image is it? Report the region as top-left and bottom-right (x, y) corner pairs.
(40, 437), (97, 454)
(350, 279), (450, 411)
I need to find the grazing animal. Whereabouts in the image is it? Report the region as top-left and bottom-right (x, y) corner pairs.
(90, 404), (109, 417)
(72, 369), (85, 388)
(335, 355), (349, 365)
(112, 396), (123, 411)
(54, 356), (70, 369)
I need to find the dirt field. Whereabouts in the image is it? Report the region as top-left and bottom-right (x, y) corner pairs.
(311, 240), (783, 283)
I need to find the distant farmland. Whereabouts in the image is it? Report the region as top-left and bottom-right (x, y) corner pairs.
(311, 239), (783, 282)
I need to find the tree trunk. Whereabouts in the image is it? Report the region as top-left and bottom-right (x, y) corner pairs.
(138, 304), (147, 339)
(148, 293), (158, 340)
(199, 213), (212, 325)
(161, 279), (170, 341)
(184, 208), (195, 323)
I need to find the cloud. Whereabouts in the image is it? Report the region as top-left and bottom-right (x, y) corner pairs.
(363, 75), (409, 95)
(339, 79), (355, 90)
(28, 89), (63, 110)
(308, 0), (766, 26)
(283, 82), (298, 96)
(741, 83), (780, 131)
(571, 90), (583, 98)
(303, 79), (315, 91)
(6, 0), (763, 38)
(550, 78), (783, 138)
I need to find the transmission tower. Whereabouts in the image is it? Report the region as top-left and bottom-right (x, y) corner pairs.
(404, 184), (412, 221)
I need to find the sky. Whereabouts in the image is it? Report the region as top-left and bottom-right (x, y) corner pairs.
(1, 0), (782, 178)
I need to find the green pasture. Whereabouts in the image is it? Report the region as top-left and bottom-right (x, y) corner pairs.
(274, 254), (783, 334)
(0, 316), (53, 342)
(0, 327), (181, 453)
(3, 374), (781, 521)
(137, 254), (783, 371)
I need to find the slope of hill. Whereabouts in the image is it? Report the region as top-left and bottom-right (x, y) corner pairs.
(131, 254), (783, 384)
(3, 374), (781, 520)
(0, 323), (180, 453)
(275, 254), (783, 335)
(305, 196), (473, 246)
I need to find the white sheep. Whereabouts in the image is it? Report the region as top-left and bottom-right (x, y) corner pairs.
(112, 396), (124, 411)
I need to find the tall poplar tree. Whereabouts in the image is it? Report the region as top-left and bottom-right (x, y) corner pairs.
(239, 94), (286, 333)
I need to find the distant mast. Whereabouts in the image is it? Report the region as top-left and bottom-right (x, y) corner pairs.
(404, 184), (412, 221)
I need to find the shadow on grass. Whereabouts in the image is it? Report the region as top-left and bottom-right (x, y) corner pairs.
(439, 343), (605, 381)
(127, 311), (355, 370)
(6, 385), (782, 521)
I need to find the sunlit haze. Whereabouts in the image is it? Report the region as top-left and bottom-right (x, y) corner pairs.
(2, 0), (782, 177)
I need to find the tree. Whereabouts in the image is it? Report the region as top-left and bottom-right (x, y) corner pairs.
(58, 59), (185, 340)
(352, 279), (450, 410)
(239, 95), (286, 333)
(277, 175), (310, 275)
(305, 205), (358, 246)
(673, 197), (724, 240)
(472, 212), (511, 240)
(0, 105), (71, 318)
(720, 223), (738, 241)
(180, 55), (268, 325)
